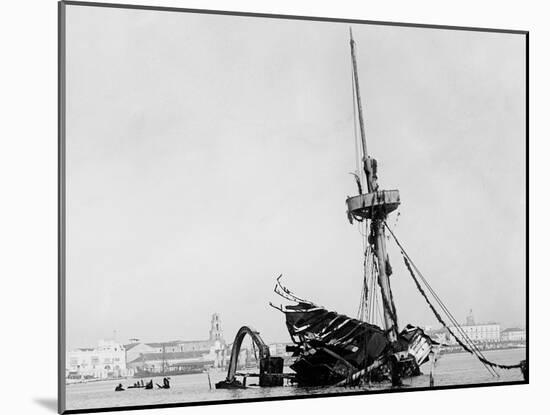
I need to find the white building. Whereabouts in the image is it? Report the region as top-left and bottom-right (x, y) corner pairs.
(447, 323), (501, 344)
(123, 313), (228, 371)
(445, 310), (500, 344)
(126, 343), (224, 373)
(67, 340), (131, 380)
(124, 342), (158, 365)
(501, 328), (526, 342)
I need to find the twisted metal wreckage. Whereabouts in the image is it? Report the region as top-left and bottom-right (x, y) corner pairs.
(216, 29), (527, 390)
(270, 278), (434, 387)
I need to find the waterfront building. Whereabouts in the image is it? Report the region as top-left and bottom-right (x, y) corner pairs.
(446, 323), (501, 344)
(67, 339), (130, 380)
(501, 327), (526, 342)
(124, 342), (157, 364)
(446, 311), (500, 345)
(126, 350), (217, 374)
(141, 340), (186, 353)
(124, 313), (227, 373)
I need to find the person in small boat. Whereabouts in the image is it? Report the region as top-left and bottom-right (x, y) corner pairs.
(140, 379), (144, 387)
(155, 377), (171, 389)
(115, 383), (124, 392)
(145, 380), (153, 389)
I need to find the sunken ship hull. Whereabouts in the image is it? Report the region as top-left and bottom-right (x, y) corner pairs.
(280, 297), (434, 386)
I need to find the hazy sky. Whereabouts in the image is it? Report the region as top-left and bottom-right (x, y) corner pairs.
(65, 5), (526, 349)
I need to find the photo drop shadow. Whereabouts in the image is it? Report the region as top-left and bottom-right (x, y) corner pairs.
(34, 398), (57, 412)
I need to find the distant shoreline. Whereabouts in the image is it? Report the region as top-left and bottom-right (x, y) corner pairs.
(66, 376), (132, 386)
(66, 346), (526, 386)
(439, 344), (526, 355)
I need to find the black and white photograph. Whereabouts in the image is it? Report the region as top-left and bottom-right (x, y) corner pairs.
(59, 1), (527, 413)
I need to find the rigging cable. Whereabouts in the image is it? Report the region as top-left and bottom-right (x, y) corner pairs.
(384, 222), (497, 376)
(357, 222), (369, 321)
(384, 223), (523, 373)
(386, 224), (499, 376)
(369, 251), (377, 324)
(370, 257), (381, 327)
(382, 223), (493, 360)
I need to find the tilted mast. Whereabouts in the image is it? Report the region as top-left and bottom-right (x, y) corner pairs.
(347, 29), (400, 345)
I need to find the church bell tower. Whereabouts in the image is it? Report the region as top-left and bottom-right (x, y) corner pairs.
(209, 313), (223, 341)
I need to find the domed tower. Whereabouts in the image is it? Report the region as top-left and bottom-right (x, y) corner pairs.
(209, 313), (223, 342)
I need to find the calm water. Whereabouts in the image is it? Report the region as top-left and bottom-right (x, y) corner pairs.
(66, 348), (526, 411)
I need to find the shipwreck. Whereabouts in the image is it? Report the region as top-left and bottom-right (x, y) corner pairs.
(216, 29), (526, 390)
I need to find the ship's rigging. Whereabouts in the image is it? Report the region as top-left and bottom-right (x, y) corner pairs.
(271, 28), (526, 385)
(218, 28), (526, 389)
(345, 26), (524, 379)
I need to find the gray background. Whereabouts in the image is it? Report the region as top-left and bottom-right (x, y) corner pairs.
(65, 5), (526, 349)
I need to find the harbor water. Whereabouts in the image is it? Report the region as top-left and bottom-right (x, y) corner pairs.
(66, 348), (526, 411)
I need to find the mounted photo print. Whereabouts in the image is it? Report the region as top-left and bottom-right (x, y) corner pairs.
(58, 1), (528, 413)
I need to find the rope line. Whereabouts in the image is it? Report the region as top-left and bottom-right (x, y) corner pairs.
(382, 223), (497, 375)
(384, 223), (522, 372)
(386, 224), (498, 376)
